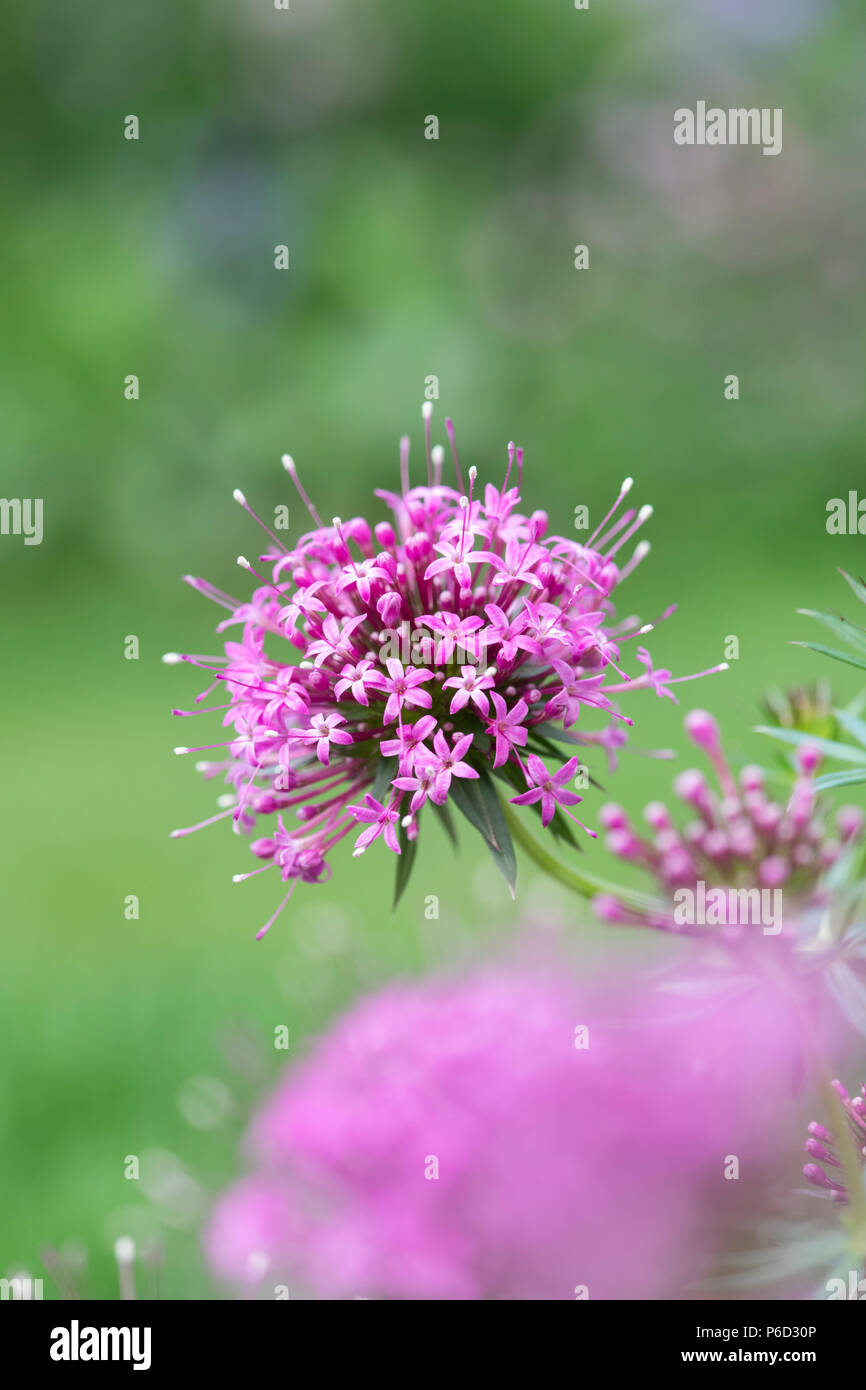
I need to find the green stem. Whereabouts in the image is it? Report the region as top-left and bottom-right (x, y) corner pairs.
(499, 797), (657, 915)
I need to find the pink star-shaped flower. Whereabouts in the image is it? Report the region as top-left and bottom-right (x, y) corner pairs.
(334, 659), (386, 707)
(305, 613), (367, 668)
(380, 715), (437, 769)
(482, 604), (537, 666)
(417, 612), (485, 664)
(548, 661), (612, 729)
(510, 754), (596, 833)
(291, 712), (354, 766)
(483, 692), (529, 768)
(380, 659), (434, 725)
(335, 557), (391, 605)
(635, 647), (676, 702)
(392, 762), (440, 814)
(428, 730), (478, 804)
(485, 538), (545, 590)
(442, 665), (495, 715)
(347, 793), (401, 856)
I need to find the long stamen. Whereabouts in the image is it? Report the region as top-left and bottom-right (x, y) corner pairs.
(232, 862), (276, 883)
(281, 454), (323, 528)
(174, 732), (280, 755)
(422, 401), (433, 487)
(558, 555), (604, 594)
(256, 880), (297, 940)
(504, 441), (515, 490)
(666, 662), (729, 685)
(587, 477), (633, 548)
(183, 576), (244, 611)
(170, 806), (237, 838)
(594, 508), (635, 554)
(331, 517), (359, 574)
(162, 652), (227, 666)
(605, 505), (653, 559)
(395, 434), (410, 500)
(172, 703), (232, 717)
(618, 539), (651, 581)
(444, 418), (464, 492)
(459, 466), (477, 554)
(233, 489), (289, 553)
(114, 1237), (136, 1301)
(237, 555), (288, 601)
(431, 444), (444, 487)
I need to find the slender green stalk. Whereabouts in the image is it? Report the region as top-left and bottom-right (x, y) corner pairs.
(499, 797), (658, 915)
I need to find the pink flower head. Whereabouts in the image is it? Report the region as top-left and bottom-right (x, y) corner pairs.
(171, 413), (721, 935)
(594, 709), (866, 957)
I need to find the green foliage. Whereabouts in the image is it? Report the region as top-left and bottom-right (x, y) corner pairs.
(761, 572), (866, 789)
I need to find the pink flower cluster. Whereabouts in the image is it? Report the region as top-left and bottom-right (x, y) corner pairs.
(170, 411), (721, 936)
(594, 709), (864, 938)
(803, 1078), (866, 1203)
(205, 962), (799, 1300)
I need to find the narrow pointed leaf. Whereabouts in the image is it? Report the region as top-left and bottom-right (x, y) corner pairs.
(797, 608), (866, 656)
(838, 568), (866, 607)
(791, 641), (866, 673)
(392, 819), (418, 910)
(812, 768), (866, 792)
(832, 706), (866, 750)
(449, 769), (517, 894)
(431, 800), (458, 849)
(371, 755), (399, 803)
(754, 725), (866, 766)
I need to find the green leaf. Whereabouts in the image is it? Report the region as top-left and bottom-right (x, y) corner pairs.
(449, 769), (517, 895)
(528, 721), (583, 746)
(812, 768), (866, 793)
(797, 608), (866, 657)
(431, 800), (458, 849)
(790, 641), (866, 674)
(754, 725), (866, 766)
(392, 819), (418, 910)
(371, 755), (398, 803)
(832, 706), (866, 750)
(838, 568), (866, 608)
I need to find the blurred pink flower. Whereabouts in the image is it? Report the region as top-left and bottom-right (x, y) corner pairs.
(206, 961), (801, 1300)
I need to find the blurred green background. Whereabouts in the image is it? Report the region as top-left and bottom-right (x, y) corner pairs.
(2, 0), (866, 1296)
